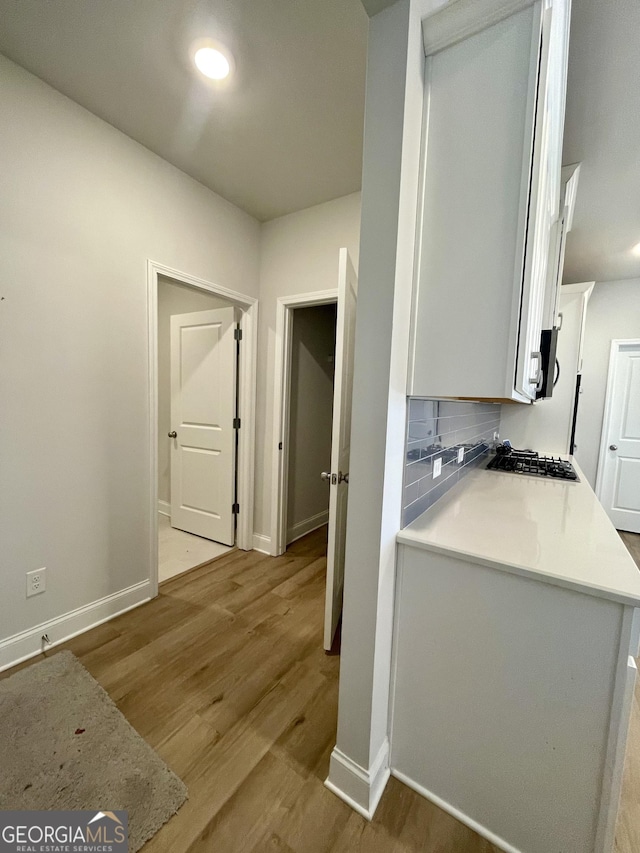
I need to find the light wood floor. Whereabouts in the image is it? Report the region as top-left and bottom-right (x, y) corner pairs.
(3, 527), (640, 852)
(158, 513), (233, 582)
(620, 530), (640, 569)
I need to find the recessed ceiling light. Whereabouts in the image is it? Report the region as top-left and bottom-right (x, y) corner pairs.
(632, 242), (640, 257)
(194, 46), (231, 80)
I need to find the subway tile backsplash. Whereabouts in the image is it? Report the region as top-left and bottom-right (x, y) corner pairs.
(402, 399), (501, 527)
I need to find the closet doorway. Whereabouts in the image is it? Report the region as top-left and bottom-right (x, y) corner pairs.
(147, 262), (257, 593)
(285, 303), (337, 546)
(272, 249), (358, 650)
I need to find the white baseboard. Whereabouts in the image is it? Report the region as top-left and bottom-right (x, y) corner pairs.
(158, 499), (171, 517)
(252, 533), (273, 555)
(390, 768), (522, 853)
(287, 510), (329, 545)
(0, 580), (152, 674)
(324, 738), (390, 820)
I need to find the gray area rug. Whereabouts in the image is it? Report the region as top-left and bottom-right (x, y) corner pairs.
(0, 651), (187, 851)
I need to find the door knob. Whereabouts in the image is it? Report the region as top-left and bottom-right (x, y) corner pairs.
(609, 444), (618, 451)
(168, 431), (177, 439)
(338, 471), (349, 484)
(320, 471), (331, 482)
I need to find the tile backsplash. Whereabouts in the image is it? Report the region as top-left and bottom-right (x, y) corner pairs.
(402, 399), (501, 527)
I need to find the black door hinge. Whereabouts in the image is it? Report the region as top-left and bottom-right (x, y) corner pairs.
(234, 328), (243, 341)
(232, 502), (240, 514)
(233, 417), (241, 429)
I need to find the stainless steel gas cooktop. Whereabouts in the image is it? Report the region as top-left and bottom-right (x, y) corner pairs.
(486, 445), (578, 481)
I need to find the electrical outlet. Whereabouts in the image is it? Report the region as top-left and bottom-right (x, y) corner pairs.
(433, 458), (442, 479)
(26, 568), (46, 598)
(494, 431), (500, 442)
(457, 447), (465, 464)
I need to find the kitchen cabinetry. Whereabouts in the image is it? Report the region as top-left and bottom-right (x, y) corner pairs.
(393, 466), (640, 853)
(408, 0), (571, 402)
(500, 281), (594, 453)
(541, 163), (582, 331)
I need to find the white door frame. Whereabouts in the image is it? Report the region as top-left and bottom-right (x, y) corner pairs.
(595, 338), (640, 501)
(271, 289), (338, 557)
(147, 260), (259, 596)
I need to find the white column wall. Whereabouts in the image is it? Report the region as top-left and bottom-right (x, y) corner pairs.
(328, 0), (446, 813)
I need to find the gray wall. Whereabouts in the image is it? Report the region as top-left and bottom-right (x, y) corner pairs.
(575, 278), (640, 486)
(255, 192), (361, 545)
(403, 400), (501, 527)
(0, 55), (260, 649)
(286, 304), (337, 542)
(157, 277), (231, 507)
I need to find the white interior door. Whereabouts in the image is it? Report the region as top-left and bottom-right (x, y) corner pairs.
(598, 342), (640, 534)
(324, 249), (358, 650)
(170, 306), (238, 546)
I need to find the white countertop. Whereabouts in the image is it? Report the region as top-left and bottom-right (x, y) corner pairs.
(398, 460), (640, 607)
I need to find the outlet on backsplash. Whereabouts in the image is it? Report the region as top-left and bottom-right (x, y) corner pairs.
(403, 399), (501, 527)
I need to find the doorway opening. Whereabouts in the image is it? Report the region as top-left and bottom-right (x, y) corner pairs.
(271, 248), (358, 650)
(157, 276), (237, 581)
(147, 261), (258, 597)
(596, 339), (640, 535)
(285, 303), (337, 548)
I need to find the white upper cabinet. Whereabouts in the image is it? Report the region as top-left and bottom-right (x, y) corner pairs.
(409, 0), (571, 402)
(541, 162), (581, 330)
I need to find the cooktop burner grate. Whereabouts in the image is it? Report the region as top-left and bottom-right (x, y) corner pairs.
(486, 448), (578, 480)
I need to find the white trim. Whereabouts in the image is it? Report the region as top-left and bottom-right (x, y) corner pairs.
(560, 163), (581, 231)
(287, 510), (329, 546)
(595, 606), (638, 852)
(325, 738), (390, 821)
(157, 499), (171, 517)
(271, 289), (338, 557)
(387, 545), (405, 768)
(595, 338), (640, 501)
(421, 0), (537, 57)
(390, 768), (524, 853)
(252, 533), (272, 555)
(147, 261), (258, 598)
(561, 280), (595, 296)
(0, 581), (151, 673)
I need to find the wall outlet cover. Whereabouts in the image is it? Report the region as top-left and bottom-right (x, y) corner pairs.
(26, 567), (46, 598)
(457, 447), (465, 463)
(433, 458), (442, 479)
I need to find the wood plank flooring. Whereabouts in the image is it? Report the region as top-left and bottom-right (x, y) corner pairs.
(620, 530), (640, 569)
(3, 526), (640, 852)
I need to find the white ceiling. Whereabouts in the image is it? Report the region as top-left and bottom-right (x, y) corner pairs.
(0, 0), (368, 222)
(561, 0), (640, 283)
(0, 0), (638, 282)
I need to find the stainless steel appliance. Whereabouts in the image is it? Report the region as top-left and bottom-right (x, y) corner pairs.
(487, 444), (578, 480)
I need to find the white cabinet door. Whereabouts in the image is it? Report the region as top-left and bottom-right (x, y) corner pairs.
(541, 211), (566, 331)
(515, 0), (572, 399)
(514, 6), (554, 401)
(411, 3), (544, 401)
(410, 0), (570, 403)
(542, 164), (581, 331)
